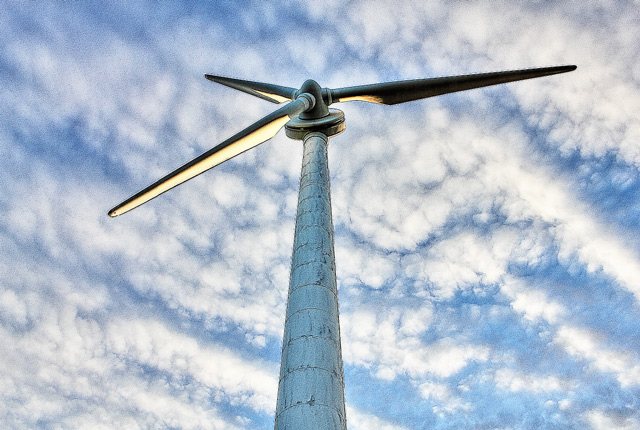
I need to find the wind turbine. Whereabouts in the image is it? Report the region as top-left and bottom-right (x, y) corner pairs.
(109, 64), (576, 430)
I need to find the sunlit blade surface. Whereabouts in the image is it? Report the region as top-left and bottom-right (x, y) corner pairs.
(108, 98), (309, 217)
(331, 65), (577, 105)
(205, 74), (297, 104)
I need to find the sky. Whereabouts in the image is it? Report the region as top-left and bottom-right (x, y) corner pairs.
(1, 1), (640, 429)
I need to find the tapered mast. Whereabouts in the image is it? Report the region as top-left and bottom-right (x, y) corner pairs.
(275, 130), (346, 430)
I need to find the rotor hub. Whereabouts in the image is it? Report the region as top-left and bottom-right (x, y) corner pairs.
(296, 79), (330, 120)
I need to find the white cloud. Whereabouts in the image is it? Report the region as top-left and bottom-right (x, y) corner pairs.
(342, 306), (487, 380)
(346, 406), (409, 430)
(587, 409), (640, 430)
(495, 161), (640, 300)
(106, 319), (278, 412)
(418, 381), (470, 415)
(0, 306), (250, 429)
(414, 232), (505, 300)
(336, 238), (399, 289)
(0, 289), (28, 326)
(556, 326), (640, 387)
(501, 279), (565, 324)
(494, 368), (572, 394)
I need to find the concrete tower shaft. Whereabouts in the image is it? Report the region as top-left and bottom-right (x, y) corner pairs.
(274, 132), (346, 430)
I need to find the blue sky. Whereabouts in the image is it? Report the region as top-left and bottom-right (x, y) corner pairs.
(2, 1), (640, 429)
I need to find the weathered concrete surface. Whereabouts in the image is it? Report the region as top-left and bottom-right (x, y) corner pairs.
(274, 132), (346, 430)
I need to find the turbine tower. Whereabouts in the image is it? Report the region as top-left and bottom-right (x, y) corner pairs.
(109, 64), (576, 430)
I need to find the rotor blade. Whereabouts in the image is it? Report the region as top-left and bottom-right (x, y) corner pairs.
(108, 97), (309, 217)
(331, 65), (577, 105)
(205, 74), (297, 104)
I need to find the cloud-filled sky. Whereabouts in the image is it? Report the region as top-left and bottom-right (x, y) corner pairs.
(2, 1), (640, 429)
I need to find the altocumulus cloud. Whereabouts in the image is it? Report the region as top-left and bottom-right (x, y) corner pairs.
(1, 1), (640, 429)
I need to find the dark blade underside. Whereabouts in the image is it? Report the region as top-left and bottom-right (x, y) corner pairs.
(331, 65), (577, 105)
(205, 74), (297, 104)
